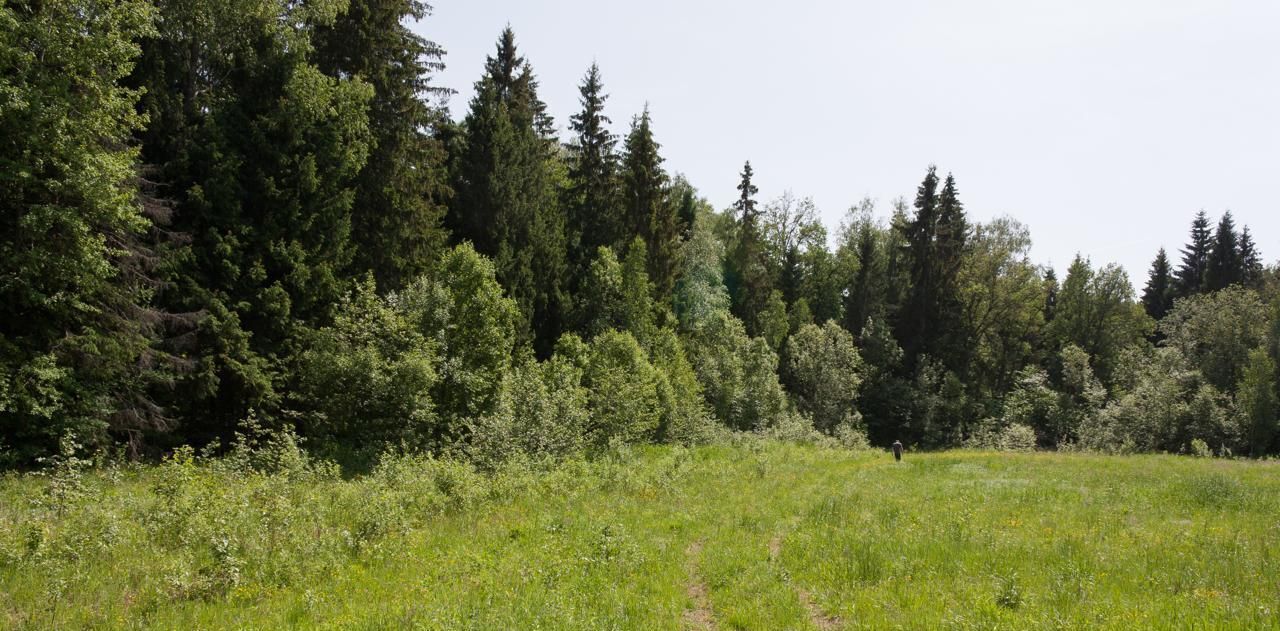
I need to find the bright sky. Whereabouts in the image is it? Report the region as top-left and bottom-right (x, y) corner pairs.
(418, 0), (1279, 285)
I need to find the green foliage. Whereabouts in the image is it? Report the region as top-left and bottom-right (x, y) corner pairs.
(582, 331), (664, 449)
(295, 279), (437, 453)
(726, 161), (774, 338)
(898, 168), (969, 373)
(1047, 256), (1152, 390)
(1160, 286), (1268, 393)
(783, 322), (864, 435)
(0, 0), (172, 460)
(685, 312), (789, 432)
(467, 356), (590, 469)
(565, 63), (622, 273)
(957, 217), (1046, 400)
(450, 28), (566, 354)
(1174, 210), (1213, 297)
(1079, 347), (1241, 454)
(397, 243), (519, 446)
(1142, 248), (1175, 321)
(1237, 348), (1278, 456)
(313, 0), (451, 290)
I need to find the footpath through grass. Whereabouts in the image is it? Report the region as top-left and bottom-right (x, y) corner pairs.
(3, 443), (1280, 629)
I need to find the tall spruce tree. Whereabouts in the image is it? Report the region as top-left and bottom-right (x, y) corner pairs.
(451, 28), (566, 354)
(133, 0), (374, 439)
(621, 107), (679, 304)
(933, 173), (970, 371)
(313, 0), (452, 291)
(565, 63), (622, 272)
(1141, 248), (1174, 320)
(894, 168), (972, 376)
(1240, 226), (1264, 288)
(1174, 210), (1213, 297)
(1, 0), (194, 459)
(1204, 211), (1242, 292)
(726, 161), (773, 336)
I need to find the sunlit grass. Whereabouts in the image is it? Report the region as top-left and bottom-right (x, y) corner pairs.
(3, 444), (1279, 628)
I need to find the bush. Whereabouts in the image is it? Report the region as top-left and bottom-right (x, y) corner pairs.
(685, 311), (789, 431)
(467, 355), (590, 469)
(965, 419), (1036, 452)
(583, 331), (664, 449)
(295, 279), (437, 453)
(396, 243), (520, 445)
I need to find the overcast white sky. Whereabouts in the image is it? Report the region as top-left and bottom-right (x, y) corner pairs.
(416, 0), (1278, 284)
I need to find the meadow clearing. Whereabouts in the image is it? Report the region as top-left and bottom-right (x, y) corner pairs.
(2, 441), (1279, 629)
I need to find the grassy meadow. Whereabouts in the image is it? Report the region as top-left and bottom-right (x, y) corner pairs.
(3, 442), (1279, 629)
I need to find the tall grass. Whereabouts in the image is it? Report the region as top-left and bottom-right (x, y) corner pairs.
(3, 442), (1279, 628)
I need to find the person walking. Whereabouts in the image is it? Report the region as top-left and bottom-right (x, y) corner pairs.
(892, 440), (903, 462)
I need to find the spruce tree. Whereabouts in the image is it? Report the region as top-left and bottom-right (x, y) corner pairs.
(1240, 226), (1264, 288)
(1204, 211), (1241, 291)
(621, 107), (679, 304)
(133, 0), (375, 438)
(1141, 248), (1174, 320)
(313, 0), (452, 290)
(1174, 210), (1213, 297)
(726, 161), (773, 337)
(896, 166), (941, 366)
(451, 28), (566, 354)
(1042, 268), (1059, 324)
(565, 63), (622, 271)
(933, 173), (970, 371)
(1, 0), (189, 459)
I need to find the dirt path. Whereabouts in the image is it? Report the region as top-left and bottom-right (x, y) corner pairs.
(769, 532), (841, 630)
(682, 541), (717, 630)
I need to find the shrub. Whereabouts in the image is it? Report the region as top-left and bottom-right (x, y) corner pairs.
(295, 279), (437, 453)
(396, 243), (520, 446)
(583, 331), (664, 449)
(467, 356), (590, 469)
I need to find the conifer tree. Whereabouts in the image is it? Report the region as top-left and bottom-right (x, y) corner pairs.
(1174, 210), (1213, 297)
(313, 0), (452, 290)
(932, 173), (970, 371)
(1204, 211), (1241, 291)
(897, 167), (940, 363)
(451, 28), (566, 354)
(1240, 226), (1264, 288)
(566, 63), (622, 271)
(621, 107), (679, 304)
(1, 0), (190, 459)
(1141, 248), (1174, 321)
(1042, 268), (1059, 324)
(133, 0), (375, 437)
(725, 161), (773, 337)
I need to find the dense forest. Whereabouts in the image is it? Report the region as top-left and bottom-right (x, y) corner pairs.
(3, 0), (1278, 469)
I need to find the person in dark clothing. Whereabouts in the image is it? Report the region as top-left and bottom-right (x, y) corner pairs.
(892, 440), (903, 461)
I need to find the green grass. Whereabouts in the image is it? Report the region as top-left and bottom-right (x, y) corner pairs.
(3, 443), (1280, 629)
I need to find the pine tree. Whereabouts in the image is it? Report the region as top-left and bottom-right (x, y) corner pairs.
(313, 0), (452, 290)
(1204, 211), (1242, 291)
(1174, 210), (1213, 297)
(565, 63), (621, 271)
(726, 161), (773, 337)
(1141, 248), (1174, 321)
